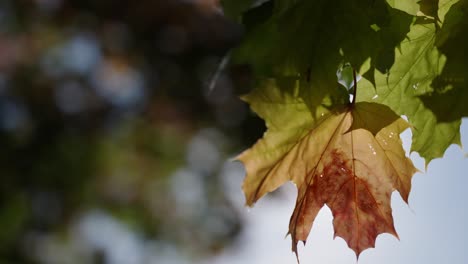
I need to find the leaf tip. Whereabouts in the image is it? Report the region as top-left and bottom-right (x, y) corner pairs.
(291, 241), (301, 264)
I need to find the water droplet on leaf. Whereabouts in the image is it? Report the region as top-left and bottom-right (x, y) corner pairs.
(368, 143), (377, 155)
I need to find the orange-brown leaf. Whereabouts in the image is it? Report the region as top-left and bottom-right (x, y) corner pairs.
(238, 96), (417, 258)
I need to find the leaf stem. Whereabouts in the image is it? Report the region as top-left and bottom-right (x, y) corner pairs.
(351, 68), (357, 106)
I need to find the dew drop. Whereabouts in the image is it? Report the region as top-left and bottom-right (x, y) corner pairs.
(412, 83), (419, 89)
(372, 94), (379, 100)
(319, 174), (324, 178)
(368, 143), (377, 155)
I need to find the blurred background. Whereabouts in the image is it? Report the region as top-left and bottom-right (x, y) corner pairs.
(0, 0), (269, 263)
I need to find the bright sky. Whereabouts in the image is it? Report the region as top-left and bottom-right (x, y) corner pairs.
(208, 119), (468, 264)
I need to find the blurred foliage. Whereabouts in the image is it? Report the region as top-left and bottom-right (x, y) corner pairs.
(0, 0), (265, 263)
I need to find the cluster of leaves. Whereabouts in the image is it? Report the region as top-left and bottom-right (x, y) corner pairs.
(223, 0), (468, 259)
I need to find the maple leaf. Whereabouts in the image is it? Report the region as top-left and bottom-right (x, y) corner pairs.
(420, 0), (468, 122)
(232, 0), (413, 85)
(359, 0), (462, 164)
(238, 79), (417, 258)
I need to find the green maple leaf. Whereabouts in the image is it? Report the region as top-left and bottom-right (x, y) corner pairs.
(420, 0), (468, 122)
(238, 79), (417, 258)
(232, 0), (414, 91)
(359, 0), (462, 164)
